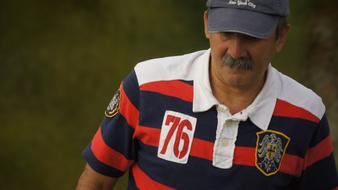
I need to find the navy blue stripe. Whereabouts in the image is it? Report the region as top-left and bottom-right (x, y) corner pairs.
(236, 119), (262, 147)
(139, 91), (218, 142)
(193, 107), (218, 141)
(83, 144), (124, 177)
(180, 79), (193, 86)
(268, 116), (317, 157)
(123, 70), (140, 110)
(237, 116), (319, 157)
(100, 115), (136, 160)
(308, 114), (330, 148)
(139, 91), (193, 128)
(297, 154), (338, 189)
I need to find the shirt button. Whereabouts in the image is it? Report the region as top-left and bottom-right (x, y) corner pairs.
(221, 139), (229, 146)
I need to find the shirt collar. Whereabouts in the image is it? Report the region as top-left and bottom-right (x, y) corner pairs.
(192, 49), (281, 131)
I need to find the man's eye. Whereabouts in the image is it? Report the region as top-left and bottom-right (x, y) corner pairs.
(243, 35), (260, 42)
(220, 32), (232, 39)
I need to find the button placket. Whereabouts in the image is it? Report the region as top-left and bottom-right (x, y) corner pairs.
(213, 105), (241, 169)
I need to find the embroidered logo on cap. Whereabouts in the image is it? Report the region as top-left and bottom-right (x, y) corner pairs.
(255, 130), (290, 176)
(228, 0), (256, 9)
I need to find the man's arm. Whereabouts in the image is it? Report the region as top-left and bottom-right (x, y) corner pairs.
(76, 164), (117, 190)
(297, 114), (338, 189)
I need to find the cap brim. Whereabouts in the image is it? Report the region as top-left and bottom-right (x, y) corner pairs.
(208, 8), (279, 39)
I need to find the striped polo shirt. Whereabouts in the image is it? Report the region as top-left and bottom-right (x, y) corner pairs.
(83, 49), (338, 190)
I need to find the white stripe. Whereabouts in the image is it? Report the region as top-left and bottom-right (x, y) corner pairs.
(277, 71), (326, 120)
(134, 50), (206, 86)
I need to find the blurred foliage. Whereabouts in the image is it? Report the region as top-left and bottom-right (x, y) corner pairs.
(0, 0), (337, 189)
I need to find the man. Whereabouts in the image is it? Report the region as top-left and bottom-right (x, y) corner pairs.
(76, 0), (338, 189)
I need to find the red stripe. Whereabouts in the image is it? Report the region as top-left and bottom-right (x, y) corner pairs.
(304, 135), (334, 168)
(91, 128), (132, 171)
(132, 126), (305, 177)
(133, 125), (161, 147)
(280, 154), (304, 177)
(190, 141), (304, 173)
(131, 164), (175, 190)
(233, 146), (305, 177)
(273, 99), (320, 123)
(133, 124), (214, 161)
(132, 123), (311, 177)
(190, 138), (213, 160)
(140, 80), (193, 102)
(119, 82), (139, 129)
(134, 125), (214, 161)
(233, 146), (255, 166)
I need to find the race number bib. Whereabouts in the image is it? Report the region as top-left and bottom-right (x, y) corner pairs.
(157, 111), (197, 164)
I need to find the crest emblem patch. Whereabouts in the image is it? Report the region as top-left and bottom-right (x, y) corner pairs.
(255, 130), (290, 176)
(105, 88), (121, 118)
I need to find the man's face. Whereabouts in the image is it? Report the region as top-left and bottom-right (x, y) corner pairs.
(204, 12), (289, 90)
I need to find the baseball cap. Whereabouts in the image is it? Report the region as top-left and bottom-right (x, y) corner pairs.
(206, 0), (289, 39)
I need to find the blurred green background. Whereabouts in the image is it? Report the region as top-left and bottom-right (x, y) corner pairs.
(1, 0), (337, 189)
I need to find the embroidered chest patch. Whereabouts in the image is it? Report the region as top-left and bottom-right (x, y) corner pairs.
(255, 130), (290, 176)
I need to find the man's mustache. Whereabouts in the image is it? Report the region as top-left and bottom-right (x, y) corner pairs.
(222, 54), (253, 71)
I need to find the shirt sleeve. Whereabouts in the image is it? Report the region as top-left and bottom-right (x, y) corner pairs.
(295, 114), (338, 190)
(82, 70), (140, 177)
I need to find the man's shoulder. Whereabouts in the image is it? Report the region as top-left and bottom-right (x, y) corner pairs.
(274, 68), (326, 120)
(134, 50), (207, 86)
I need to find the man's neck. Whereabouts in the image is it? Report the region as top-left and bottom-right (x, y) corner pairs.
(210, 71), (266, 115)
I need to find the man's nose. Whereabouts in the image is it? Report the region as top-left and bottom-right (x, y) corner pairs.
(226, 36), (248, 59)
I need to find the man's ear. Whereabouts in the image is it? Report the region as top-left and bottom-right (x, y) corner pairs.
(275, 24), (290, 53)
(203, 11), (210, 39)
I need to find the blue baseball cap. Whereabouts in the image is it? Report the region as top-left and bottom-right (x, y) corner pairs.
(206, 0), (289, 39)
